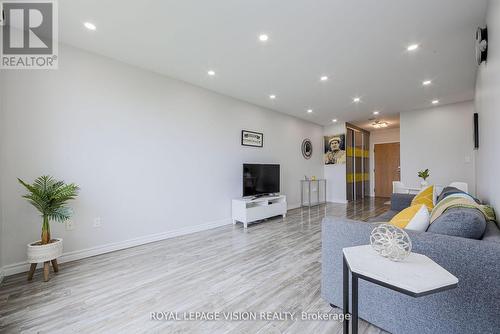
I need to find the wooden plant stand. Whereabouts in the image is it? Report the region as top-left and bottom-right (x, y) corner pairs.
(27, 260), (59, 282)
(26, 238), (63, 282)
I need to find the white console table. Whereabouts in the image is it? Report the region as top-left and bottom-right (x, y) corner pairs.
(232, 195), (287, 229)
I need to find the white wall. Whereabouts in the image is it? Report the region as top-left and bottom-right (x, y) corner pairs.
(0, 91), (4, 281)
(474, 0), (500, 208)
(0, 44), (324, 271)
(323, 123), (347, 203)
(0, 200), (3, 282)
(0, 190), (3, 282)
(369, 128), (400, 196)
(400, 101), (475, 190)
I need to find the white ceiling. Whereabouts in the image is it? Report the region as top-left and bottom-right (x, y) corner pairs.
(58, 0), (487, 126)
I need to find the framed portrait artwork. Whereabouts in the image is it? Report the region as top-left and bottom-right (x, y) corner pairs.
(324, 134), (346, 165)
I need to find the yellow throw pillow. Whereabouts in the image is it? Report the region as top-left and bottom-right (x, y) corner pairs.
(411, 185), (435, 211)
(390, 204), (430, 231)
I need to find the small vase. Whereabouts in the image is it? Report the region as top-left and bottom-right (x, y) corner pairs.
(420, 180), (429, 188)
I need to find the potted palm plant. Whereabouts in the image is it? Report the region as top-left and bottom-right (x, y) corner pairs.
(18, 176), (79, 281)
(417, 169), (430, 187)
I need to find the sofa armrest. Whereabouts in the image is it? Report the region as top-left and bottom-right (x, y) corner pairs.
(390, 193), (415, 211)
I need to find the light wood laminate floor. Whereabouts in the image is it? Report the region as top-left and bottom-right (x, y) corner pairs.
(0, 198), (390, 334)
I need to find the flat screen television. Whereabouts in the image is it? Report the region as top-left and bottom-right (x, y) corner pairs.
(243, 164), (280, 197)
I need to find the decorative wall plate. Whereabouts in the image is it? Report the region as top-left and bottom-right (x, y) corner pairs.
(476, 26), (488, 65)
(301, 139), (313, 159)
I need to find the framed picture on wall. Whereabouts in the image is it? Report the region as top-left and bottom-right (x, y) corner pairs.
(324, 134), (346, 164)
(241, 130), (263, 147)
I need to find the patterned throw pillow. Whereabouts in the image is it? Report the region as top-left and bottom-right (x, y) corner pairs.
(411, 185), (435, 211)
(437, 186), (481, 204)
(389, 204), (430, 231)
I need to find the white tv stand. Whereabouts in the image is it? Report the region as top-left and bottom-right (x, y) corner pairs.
(232, 195), (287, 229)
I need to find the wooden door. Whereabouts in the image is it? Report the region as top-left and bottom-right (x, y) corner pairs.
(374, 143), (400, 198)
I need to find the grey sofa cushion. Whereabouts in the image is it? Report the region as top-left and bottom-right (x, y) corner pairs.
(482, 222), (500, 243)
(366, 193), (415, 223)
(367, 210), (398, 223)
(427, 207), (486, 239)
(390, 193), (415, 212)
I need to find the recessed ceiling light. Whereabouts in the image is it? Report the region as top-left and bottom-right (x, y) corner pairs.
(407, 44), (419, 51)
(373, 110), (380, 115)
(422, 80), (432, 86)
(207, 70), (216, 76)
(353, 97), (361, 103)
(320, 76), (328, 81)
(332, 119), (338, 123)
(307, 109), (313, 113)
(269, 94), (276, 100)
(259, 34), (269, 42)
(432, 99), (439, 104)
(84, 22), (96, 31)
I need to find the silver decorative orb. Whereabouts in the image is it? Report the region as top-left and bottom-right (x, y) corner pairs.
(370, 224), (412, 261)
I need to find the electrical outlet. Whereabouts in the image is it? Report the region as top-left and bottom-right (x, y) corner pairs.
(65, 220), (75, 231)
(93, 217), (102, 228)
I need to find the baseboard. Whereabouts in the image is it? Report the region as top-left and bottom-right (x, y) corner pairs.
(288, 200), (350, 208)
(328, 198), (348, 204)
(287, 203), (302, 210)
(2, 217), (232, 277)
